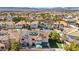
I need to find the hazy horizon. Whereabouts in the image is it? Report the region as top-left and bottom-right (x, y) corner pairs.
(0, 0), (78, 7)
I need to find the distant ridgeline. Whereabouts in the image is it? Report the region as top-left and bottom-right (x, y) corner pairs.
(0, 7), (79, 12)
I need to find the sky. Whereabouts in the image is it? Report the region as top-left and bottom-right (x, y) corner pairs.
(0, 0), (79, 7)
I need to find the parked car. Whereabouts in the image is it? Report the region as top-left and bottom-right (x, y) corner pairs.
(36, 40), (42, 48)
(29, 32), (38, 36)
(20, 42), (27, 49)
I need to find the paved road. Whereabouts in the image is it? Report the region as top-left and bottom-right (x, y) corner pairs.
(20, 48), (64, 51)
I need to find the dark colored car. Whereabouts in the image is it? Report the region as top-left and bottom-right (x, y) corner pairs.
(29, 32), (38, 36)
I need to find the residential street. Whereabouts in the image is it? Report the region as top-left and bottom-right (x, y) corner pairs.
(20, 48), (64, 51)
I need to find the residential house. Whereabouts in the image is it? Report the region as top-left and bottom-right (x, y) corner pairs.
(19, 29), (32, 48)
(31, 21), (38, 29)
(15, 21), (26, 29)
(0, 31), (9, 50)
(5, 22), (15, 29)
(63, 15), (77, 25)
(0, 22), (6, 29)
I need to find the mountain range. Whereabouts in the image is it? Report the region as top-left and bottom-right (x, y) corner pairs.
(0, 7), (79, 12)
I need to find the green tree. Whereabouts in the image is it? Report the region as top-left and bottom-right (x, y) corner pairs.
(4, 18), (7, 21)
(38, 22), (44, 29)
(11, 42), (20, 51)
(40, 13), (51, 20)
(49, 31), (60, 42)
(12, 17), (21, 23)
(64, 41), (79, 51)
(53, 15), (62, 29)
(12, 17), (26, 23)
(48, 31), (62, 48)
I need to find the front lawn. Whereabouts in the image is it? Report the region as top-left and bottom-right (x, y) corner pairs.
(56, 42), (63, 48)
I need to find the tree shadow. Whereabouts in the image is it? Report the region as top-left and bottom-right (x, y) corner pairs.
(48, 39), (59, 48)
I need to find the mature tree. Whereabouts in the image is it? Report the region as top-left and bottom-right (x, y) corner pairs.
(48, 31), (61, 48)
(11, 42), (20, 51)
(12, 17), (21, 23)
(38, 22), (44, 29)
(49, 31), (60, 42)
(22, 24), (31, 30)
(12, 17), (26, 23)
(64, 41), (79, 51)
(4, 18), (7, 21)
(40, 13), (51, 20)
(53, 15), (62, 29)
